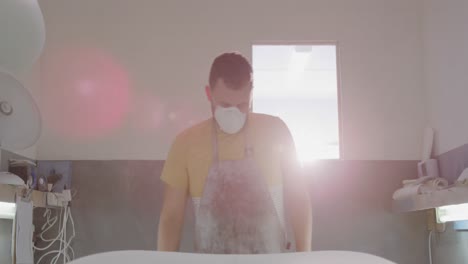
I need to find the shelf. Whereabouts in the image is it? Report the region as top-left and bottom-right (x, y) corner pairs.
(393, 186), (468, 213)
(31, 190), (47, 207)
(0, 184), (68, 208)
(30, 190), (70, 208)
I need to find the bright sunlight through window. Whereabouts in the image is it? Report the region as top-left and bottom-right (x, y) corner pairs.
(252, 45), (340, 163)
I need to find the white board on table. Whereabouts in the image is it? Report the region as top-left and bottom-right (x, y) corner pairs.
(69, 250), (396, 264)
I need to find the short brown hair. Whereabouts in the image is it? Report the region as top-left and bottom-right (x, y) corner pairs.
(209, 52), (252, 89)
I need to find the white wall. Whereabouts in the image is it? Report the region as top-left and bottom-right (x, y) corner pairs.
(36, 0), (425, 161)
(423, 0), (468, 156)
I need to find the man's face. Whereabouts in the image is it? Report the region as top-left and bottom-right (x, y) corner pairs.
(209, 78), (252, 113)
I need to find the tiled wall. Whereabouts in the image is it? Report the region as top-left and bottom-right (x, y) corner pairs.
(63, 159), (428, 264)
(307, 161), (427, 263)
(432, 223), (468, 263)
(437, 143), (468, 183)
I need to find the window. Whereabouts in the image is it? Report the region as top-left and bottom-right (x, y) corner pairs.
(252, 44), (340, 163)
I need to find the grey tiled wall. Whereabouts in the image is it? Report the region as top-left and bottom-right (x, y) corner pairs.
(432, 223), (468, 263)
(307, 160), (427, 263)
(438, 143), (468, 183)
(70, 161), (166, 255)
(64, 159), (429, 264)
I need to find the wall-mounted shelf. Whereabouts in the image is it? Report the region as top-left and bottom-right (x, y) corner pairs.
(30, 189), (71, 208)
(0, 184), (70, 208)
(31, 190), (47, 207)
(1, 172), (71, 208)
(393, 186), (468, 213)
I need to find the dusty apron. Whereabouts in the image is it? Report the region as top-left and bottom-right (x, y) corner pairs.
(194, 122), (286, 254)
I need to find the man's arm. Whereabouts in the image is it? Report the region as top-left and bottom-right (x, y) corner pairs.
(283, 163), (312, 251)
(157, 184), (187, 251)
(278, 119), (312, 251)
(157, 134), (189, 251)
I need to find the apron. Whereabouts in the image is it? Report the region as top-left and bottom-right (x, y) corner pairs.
(194, 122), (286, 254)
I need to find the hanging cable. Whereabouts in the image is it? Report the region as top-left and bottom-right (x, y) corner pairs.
(34, 205), (75, 264)
(428, 230), (434, 264)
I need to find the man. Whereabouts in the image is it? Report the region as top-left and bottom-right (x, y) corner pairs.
(157, 52), (312, 253)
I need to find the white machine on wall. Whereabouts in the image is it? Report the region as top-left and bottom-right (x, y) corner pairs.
(0, 71), (42, 159)
(392, 127), (468, 219)
(0, 1), (45, 264)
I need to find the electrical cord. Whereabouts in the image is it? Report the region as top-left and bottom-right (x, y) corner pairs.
(36, 207), (67, 264)
(34, 205), (75, 264)
(428, 230), (434, 264)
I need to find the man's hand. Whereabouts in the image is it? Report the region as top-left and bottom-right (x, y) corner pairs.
(157, 183), (187, 251)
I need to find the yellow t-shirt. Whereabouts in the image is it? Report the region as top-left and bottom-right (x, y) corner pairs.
(160, 113), (295, 198)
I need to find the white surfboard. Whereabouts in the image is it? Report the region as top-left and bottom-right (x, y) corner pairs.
(69, 250), (396, 264)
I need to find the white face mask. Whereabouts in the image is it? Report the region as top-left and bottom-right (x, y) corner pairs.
(214, 106), (247, 134)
